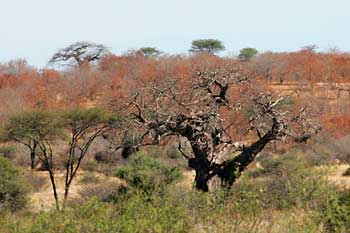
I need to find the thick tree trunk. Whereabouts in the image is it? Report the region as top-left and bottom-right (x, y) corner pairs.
(187, 139), (216, 192)
(188, 156), (210, 192)
(193, 168), (210, 192)
(218, 129), (276, 190)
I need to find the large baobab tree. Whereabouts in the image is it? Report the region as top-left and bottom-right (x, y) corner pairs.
(49, 41), (109, 67)
(127, 66), (320, 192)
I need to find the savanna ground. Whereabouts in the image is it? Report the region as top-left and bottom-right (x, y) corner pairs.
(1, 141), (350, 233)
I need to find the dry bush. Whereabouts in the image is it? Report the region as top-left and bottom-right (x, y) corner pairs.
(23, 171), (47, 192)
(78, 173), (100, 184)
(79, 181), (125, 202)
(9, 144), (32, 167)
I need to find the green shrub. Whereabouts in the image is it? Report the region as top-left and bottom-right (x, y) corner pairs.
(271, 167), (329, 210)
(247, 154), (303, 178)
(114, 189), (190, 232)
(113, 154), (182, 195)
(243, 153), (329, 210)
(321, 191), (350, 233)
(228, 181), (264, 217)
(0, 157), (30, 212)
(0, 184), (328, 233)
(0, 192), (192, 233)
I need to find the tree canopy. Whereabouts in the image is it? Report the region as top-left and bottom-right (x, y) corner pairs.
(136, 47), (161, 57)
(128, 66), (320, 191)
(238, 47), (258, 61)
(49, 41), (110, 67)
(3, 110), (64, 209)
(1, 110), (64, 169)
(60, 107), (122, 207)
(189, 39), (225, 55)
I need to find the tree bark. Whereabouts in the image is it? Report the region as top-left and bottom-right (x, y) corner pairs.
(30, 150), (36, 170)
(217, 128), (276, 189)
(48, 169), (60, 211)
(188, 145), (211, 192)
(189, 158), (210, 192)
(63, 184), (70, 209)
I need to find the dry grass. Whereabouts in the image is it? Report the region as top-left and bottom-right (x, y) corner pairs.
(326, 164), (350, 189)
(29, 169), (122, 211)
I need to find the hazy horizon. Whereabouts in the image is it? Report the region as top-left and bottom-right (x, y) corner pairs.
(1, 0), (349, 68)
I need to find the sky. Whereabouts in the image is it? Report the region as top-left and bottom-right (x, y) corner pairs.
(0, 0), (349, 68)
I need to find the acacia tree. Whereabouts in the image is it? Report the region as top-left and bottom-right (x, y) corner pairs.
(49, 41), (109, 67)
(127, 66), (320, 192)
(189, 39), (225, 55)
(2, 115), (38, 169)
(238, 47), (258, 61)
(2, 108), (121, 210)
(2, 110), (64, 209)
(136, 47), (162, 57)
(61, 107), (121, 208)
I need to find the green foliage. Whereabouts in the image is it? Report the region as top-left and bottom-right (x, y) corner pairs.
(321, 191), (350, 232)
(247, 154), (303, 178)
(2, 110), (65, 172)
(0, 192), (191, 233)
(0, 168), (334, 232)
(113, 154), (182, 195)
(60, 107), (124, 208)
(245, 153), (329, 210)
(113, 190), (190, 232)
(0, 157), (30, 212)
(136, 47), (161, 57)
(238, 47), (258, 61)
(189, 39), (225, 54)
(277, 97), (295, 106)
(0, 138), (341, 232)
(262, 169), (327, 210)
(3, 110), (64, 142)
(61, 107), (121, 129)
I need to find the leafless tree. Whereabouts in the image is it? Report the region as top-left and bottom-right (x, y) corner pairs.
(49, 41), (109, 68)
(125, 66), (320, 192)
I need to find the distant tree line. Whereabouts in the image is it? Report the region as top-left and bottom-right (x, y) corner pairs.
(48, 40), (258, 68)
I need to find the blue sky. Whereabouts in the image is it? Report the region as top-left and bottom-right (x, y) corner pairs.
(0, 0), (349, 68)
